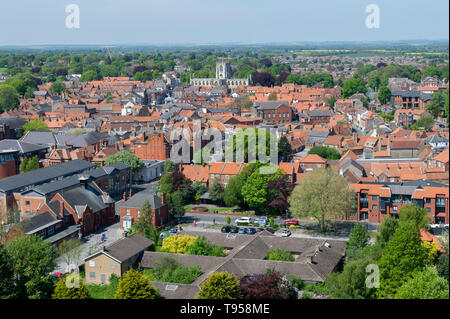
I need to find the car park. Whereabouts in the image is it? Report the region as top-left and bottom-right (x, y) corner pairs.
(281, 229), (291, 237)
(238, 227), (246, 234)
(221, 225), (231, 233)
(245, 227), (256, 235)
(230, 226), (239, 233)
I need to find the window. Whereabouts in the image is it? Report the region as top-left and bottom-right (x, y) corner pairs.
(393, 206), (398, 212)
(47, 227), (54, 235)
(137, 209), (140, 218)
(25, 201), (30, 206)
(372, 205), (377, 211)
(111, 262), (116, 269)
(90, 272), (95, 279)
(279, 113), (281, 118)
(89, 260), (95, 267)
(268, 113), (271, 118)
(426, 207), (431, 213)
(126, 208), (130, 216)
(426, 198), (431, 204)
(372, 196), (378, 201)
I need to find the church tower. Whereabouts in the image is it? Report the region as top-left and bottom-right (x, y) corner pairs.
(216, 59), (231, 80)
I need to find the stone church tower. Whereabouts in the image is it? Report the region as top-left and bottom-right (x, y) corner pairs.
(216, 59), (232, 80)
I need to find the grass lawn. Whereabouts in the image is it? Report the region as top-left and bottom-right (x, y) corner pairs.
(87, 283), (117, 299)
(87, 275), (119, 299)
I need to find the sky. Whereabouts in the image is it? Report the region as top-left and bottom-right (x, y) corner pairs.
(0, 0), (448, 46)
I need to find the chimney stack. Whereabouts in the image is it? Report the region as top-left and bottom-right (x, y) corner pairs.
(161, 193), (166, 204)
(123, 192), (126, 202)
(129, 189), (132, 199)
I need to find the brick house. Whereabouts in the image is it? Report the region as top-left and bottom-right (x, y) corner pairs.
(120, 190), (169, 231)
(129, 132), (171, 161)
(255, 101), (294, 124)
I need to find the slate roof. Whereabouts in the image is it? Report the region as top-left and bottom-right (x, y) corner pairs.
(255, 101), (290, 110)
(60, 187), (108, 215)
(0, 116), (27, 129)
(0, 139), (47, 154)
(86, 233), (153, 263)
(120, 190), (165, 210)
(18, 211), (60, 234)
(0, 159), (95, 193)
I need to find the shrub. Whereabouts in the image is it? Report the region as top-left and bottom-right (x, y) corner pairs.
(197, 272), (242, 299)
(52, 272), (90, 299)
(286, 274), (305, 290)
(146, 256), (202, 284)
(188, 236), (226, 257)
(114, 269), (160, 299)
(160, 234), (197, 254)
(266, 248), (295, 262)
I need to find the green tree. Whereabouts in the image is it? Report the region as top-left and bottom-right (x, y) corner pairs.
(278, 136), (293, 160)
(377, 221), (429, 298)
(0, 85), (20, 112)
(104, 150), (144, 173)
(49, 80), (66, 95)
(327, 96), (336, 109)
(22, 118), (50, 134)
(414, 116), (435, 131)
(308, 146), (341, 160)
(80, 70), (101, 82)
(325, 256), (376, 299)
(114, 269), (160, 299)
(378, 86), (391, 105)
(209, 179), (224, 204)
(346, 224), (369, 261)
(6, 235), (56, 299)
(376, 215), (399, 248)
(427, 91), (445, 117)
(241, 166), (284, 213)
(188, 236), (226, 257)
(399, 205), (430, 230)
(197, 272), (242, 299)
(163, 160), (176, 173)
(169, 190), (186, 218)
(342, 77), (367, 98)
(0, 243), (17, 299)
(288, 168), (353, 231)
(395, 267), (449, 299)
(19, 156), (40, 173)
(52, 272), (91, 299)
(223, 176), (243, 207)
(129, 201), (159, 242)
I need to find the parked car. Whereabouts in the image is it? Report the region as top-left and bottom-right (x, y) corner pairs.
(221, 225), (231, 233)
(230, 226), (239, 233)
(245, 227), (256, 235)
(235, 217), (252, 224)
(169, 228), (178, 234)
(284, 219), (299, 226)
(238, 227), (246, 234)
(254, 216), (268, 226)
(281, 229), (291, 237)
(256, 227), (265, 232)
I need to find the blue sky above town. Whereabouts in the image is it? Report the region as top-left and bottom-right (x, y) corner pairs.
(1, 0), (448, 45)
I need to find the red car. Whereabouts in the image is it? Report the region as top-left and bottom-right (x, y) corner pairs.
(284, 219), (299, 226)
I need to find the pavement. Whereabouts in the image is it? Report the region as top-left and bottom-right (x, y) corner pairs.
(53, 221), (123, 274)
